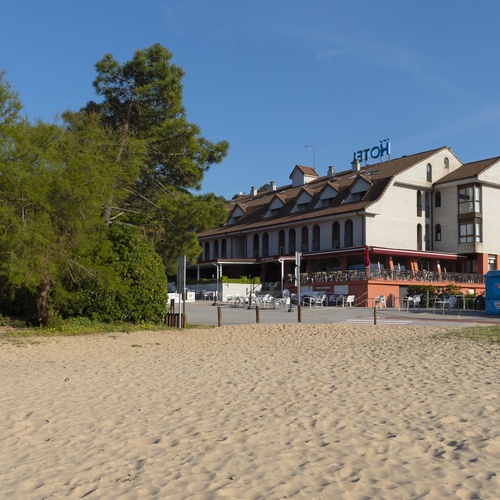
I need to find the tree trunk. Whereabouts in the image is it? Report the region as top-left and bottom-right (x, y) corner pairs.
(36, 275), (52, 326)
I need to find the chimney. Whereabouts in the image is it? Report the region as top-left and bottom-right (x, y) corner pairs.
(327, 166), (335, 178)
(351, 159), (361, 171)
(250, 186), (257, 196)
(270, 181), (276, 191)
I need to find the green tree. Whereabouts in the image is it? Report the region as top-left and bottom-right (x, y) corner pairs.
(78, 43), (229, 263)
(0, 76), (127, 325)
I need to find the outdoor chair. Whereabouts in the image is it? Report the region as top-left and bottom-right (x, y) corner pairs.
(328, 294), (337, 306)
(276, 297), (291, 311)
(444, 295), (457, 311)
(314, 294), (327, 306)
(300, 295), (315, 307)
(345, 295), (355, 307)
(412, 294), (421, 310)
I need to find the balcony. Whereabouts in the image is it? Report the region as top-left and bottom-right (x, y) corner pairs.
(286, 270), (484, 285)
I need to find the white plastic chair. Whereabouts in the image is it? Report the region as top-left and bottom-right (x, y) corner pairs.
(444, 295), (457, 311)
(412, 294), (421, 310)
(314, 294), (326, 307)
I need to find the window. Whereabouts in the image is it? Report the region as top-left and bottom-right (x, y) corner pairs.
(435, 191), (441, 208)
(475, 185), (481, 212)
(435, 224), (441, 241)
(344, 219), (353, 247)
(204, 242), (210, 260)
(288, 229), (296, 254)
(417, 224), (422, 251)
(348, 192), (364, 202)
(221, 239), (227, 259)
(278, 230), (285, 254)
(425, 224), (430, 250)
(444, 157), (450, 169)
(425, 192), (430, 217)
(458, 184), (481, 214)
(459, 218), (482, 243)
(488, 255), (496, 271)
(416, 190), (422, 217)
(253, 234), (259, 257)
(312, 224), (320, 251)
(426, 163), (432, 182)
(213, 240), (219, 259)
(332, 221), (340, 249)
(301, 226), (309, 252)
(262, 232), (269, 257)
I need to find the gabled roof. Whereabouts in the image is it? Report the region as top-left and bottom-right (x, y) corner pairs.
(317, 181), (340, 198)
(434, 156), (500, 185)
(290, 165), (318, 178)
(198, 146), (450, 238)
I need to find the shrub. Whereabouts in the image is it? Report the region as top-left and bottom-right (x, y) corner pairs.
(67, 225), (168, 323)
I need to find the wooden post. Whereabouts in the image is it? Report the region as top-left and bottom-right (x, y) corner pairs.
(374, 305), (377, 325)
(255, 306), (260, 324)
(298, 304), (302, 323)
(217, 306), (222, 327)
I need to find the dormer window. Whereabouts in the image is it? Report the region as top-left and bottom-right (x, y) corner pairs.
(348, 192), (364, 202)
(289, 165), (318, 187)
(345, 175), (371, 203)
(228, 204), (246, 224)
(318, 197), (335, 207)
(291, 189), (313, 213)
(314, 182), (339, 209)
(264, 195), (285, 218)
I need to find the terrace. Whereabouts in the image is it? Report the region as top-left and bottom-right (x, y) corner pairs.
(280, 270), (484, 286)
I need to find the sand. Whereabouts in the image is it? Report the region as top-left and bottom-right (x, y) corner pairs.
(0, 324), (499, 499)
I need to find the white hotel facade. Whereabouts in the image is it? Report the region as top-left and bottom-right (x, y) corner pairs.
(193, 146), (500, 305)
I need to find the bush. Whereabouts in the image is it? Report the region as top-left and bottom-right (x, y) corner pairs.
(67, 225), (168, 323)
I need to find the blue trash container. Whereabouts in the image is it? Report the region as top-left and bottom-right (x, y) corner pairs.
(484, 270), (500, 315)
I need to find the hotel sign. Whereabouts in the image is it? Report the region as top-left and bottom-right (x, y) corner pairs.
(353, 138), (391, 163)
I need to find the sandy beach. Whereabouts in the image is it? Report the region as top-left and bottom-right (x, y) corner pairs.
(1, 324), (499, 499)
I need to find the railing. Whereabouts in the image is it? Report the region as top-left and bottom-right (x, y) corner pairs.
(281, 270), (484, 285)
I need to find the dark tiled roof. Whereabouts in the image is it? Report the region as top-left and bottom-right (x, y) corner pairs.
(198, 147), (448, 238)
(434, 156), (500, 184)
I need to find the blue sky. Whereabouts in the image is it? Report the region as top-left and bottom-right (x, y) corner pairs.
(2, 0), (500, 200)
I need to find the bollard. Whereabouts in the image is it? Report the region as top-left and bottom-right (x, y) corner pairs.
(373, 305), (377, 325)
(217, 306), (222, 327)
(298, 304), (302, 323)
(255, 306), (260, 323)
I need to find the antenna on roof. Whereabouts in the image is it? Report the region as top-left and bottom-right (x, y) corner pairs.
(305, 144), (326, 169)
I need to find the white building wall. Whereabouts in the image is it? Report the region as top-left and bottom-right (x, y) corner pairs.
(366, 182), (426, 249)
(396, 150), (461, 186)
(433, 185), (458, 253)
(481, 183), (500, 254)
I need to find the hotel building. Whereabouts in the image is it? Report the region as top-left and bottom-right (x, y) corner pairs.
(193, 146), (500, 306)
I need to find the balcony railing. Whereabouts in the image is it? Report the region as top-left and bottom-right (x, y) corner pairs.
(284, 270), (484, 285)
